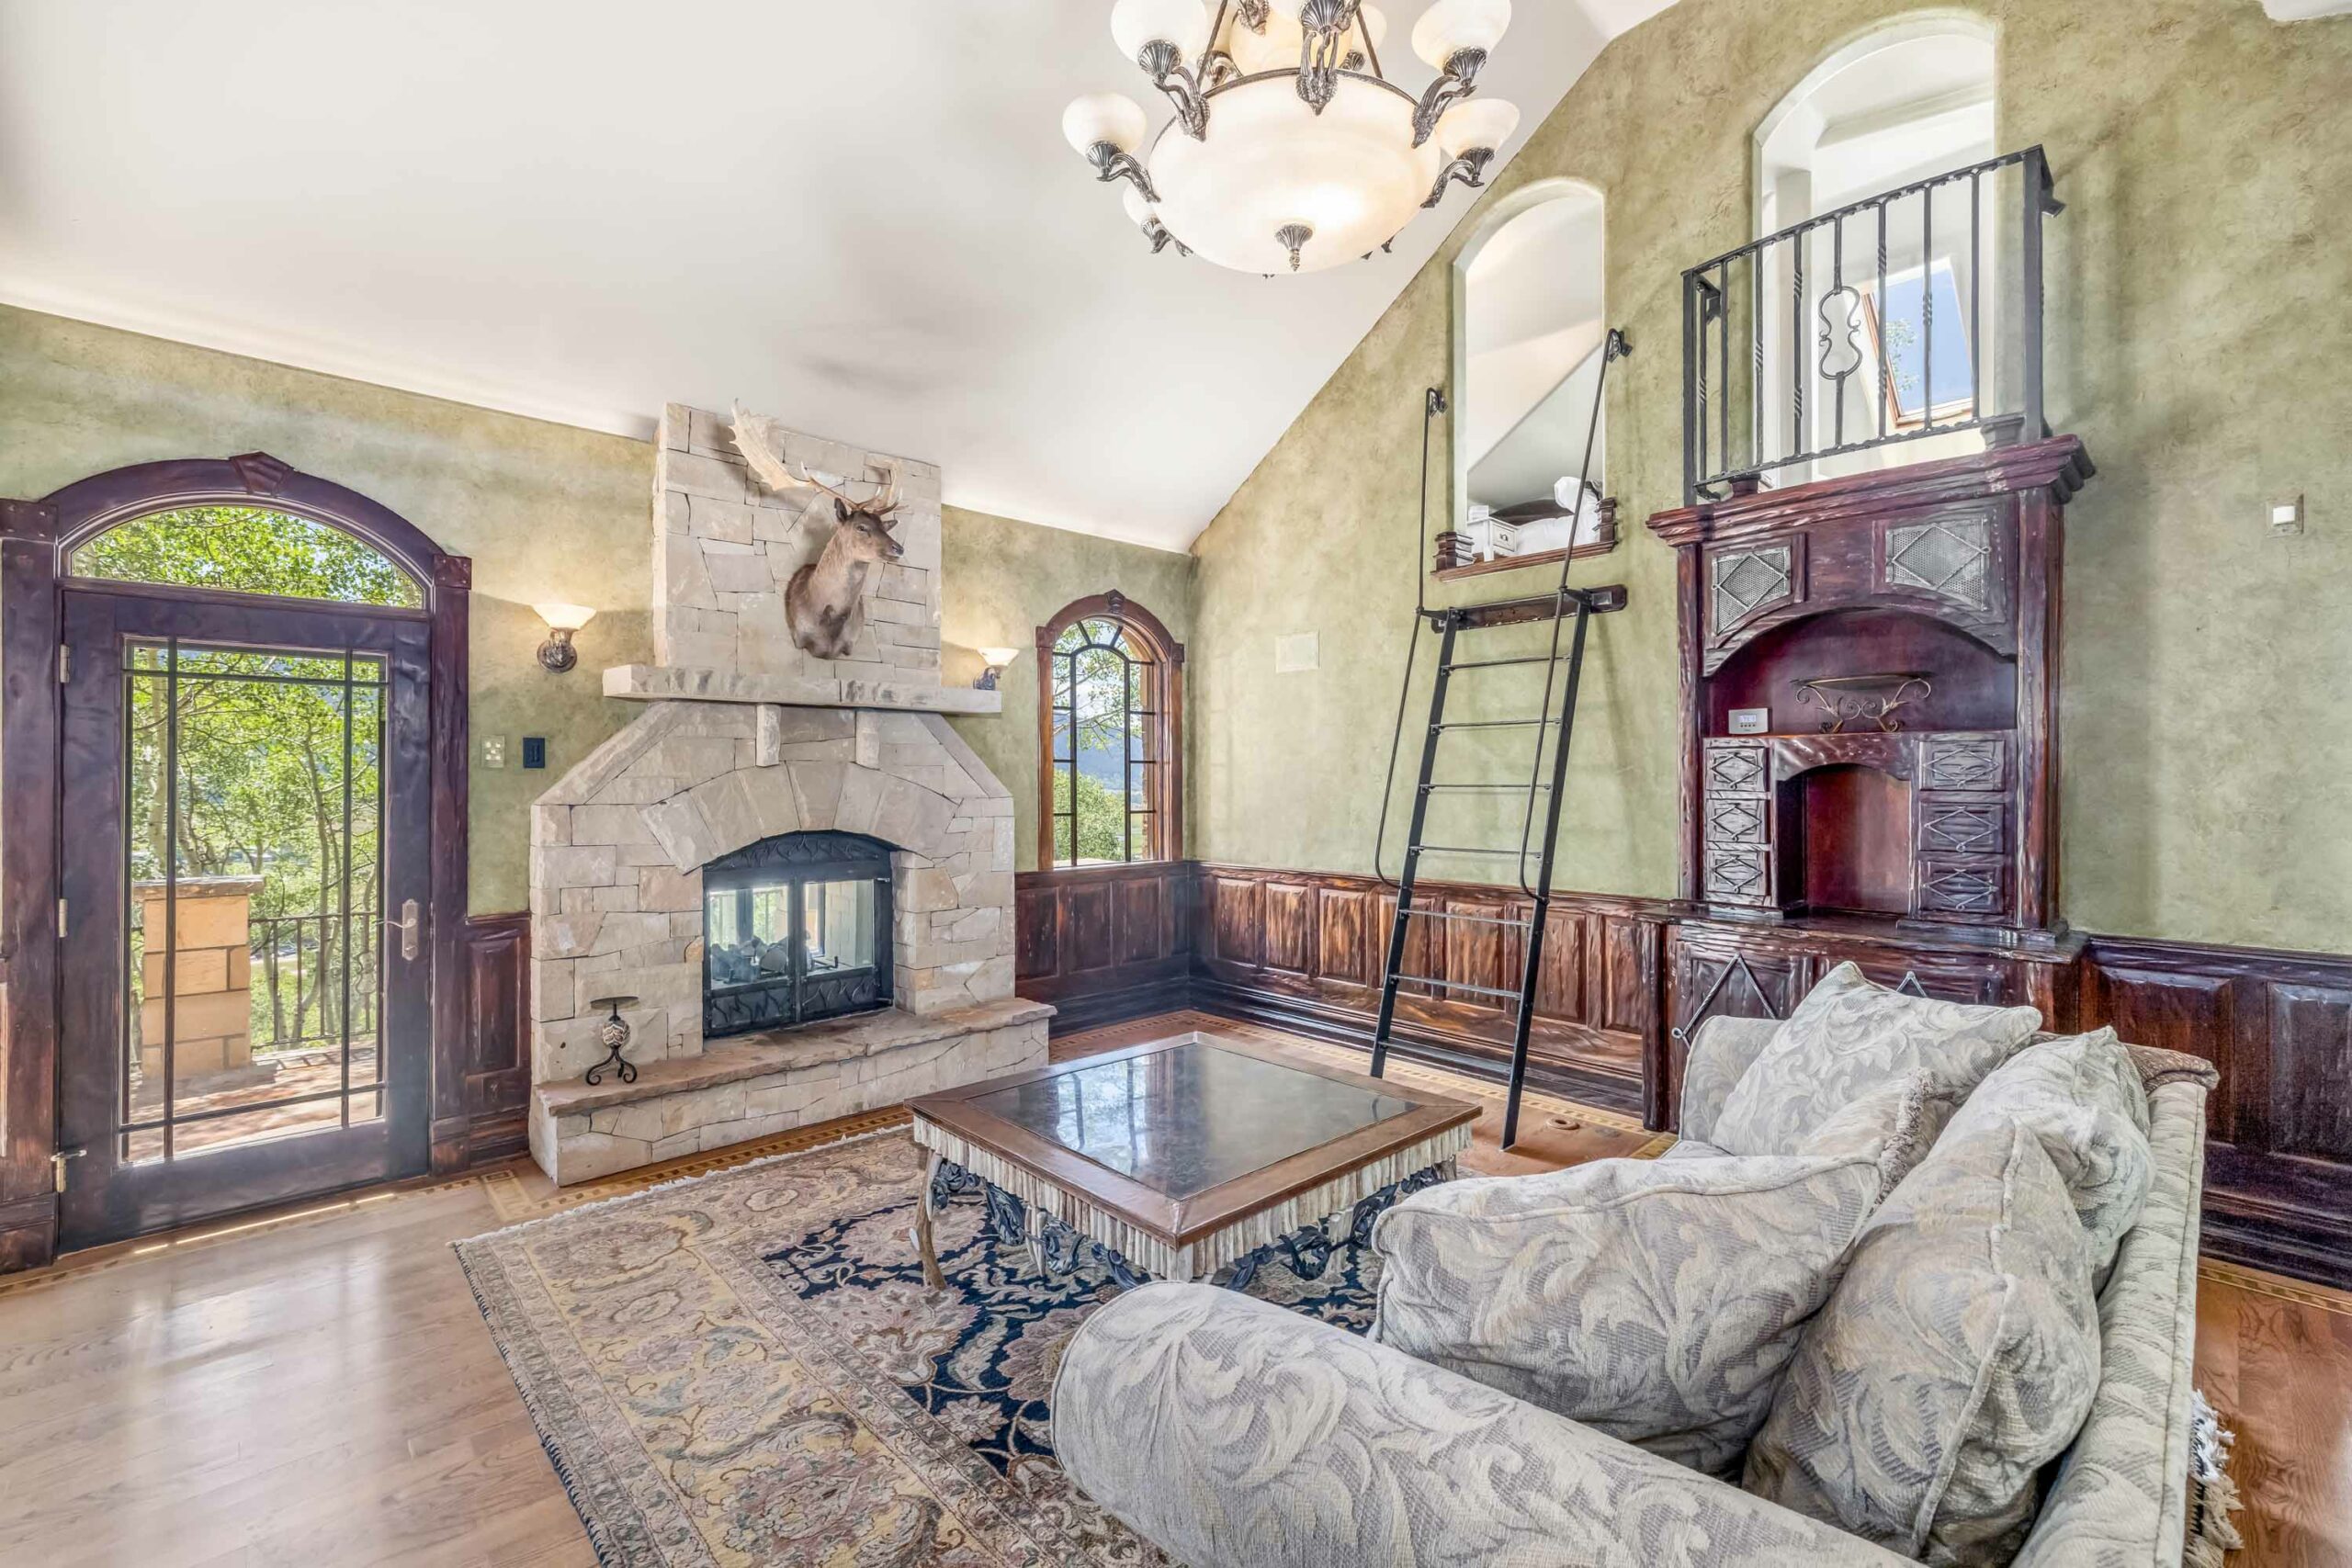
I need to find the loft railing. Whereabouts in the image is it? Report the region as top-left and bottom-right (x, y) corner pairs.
(251, 910), (379, 1050)
(1681, 145), (2063, 504)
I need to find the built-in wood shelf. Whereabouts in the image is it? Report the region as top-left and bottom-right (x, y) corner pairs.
(1432, 539), (1619, 583)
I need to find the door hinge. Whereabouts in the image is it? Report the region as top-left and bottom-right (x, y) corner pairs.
(51, 1147), (85, 1193)
(56, 897), (67, 939)
(58, 646), (70, 684)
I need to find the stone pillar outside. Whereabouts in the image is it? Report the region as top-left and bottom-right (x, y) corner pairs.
(133, 874), (262, 1088)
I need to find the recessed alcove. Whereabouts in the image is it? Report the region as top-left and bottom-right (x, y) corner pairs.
(1785, 762), (1913, 916)
(1706, 608), (2016, 737)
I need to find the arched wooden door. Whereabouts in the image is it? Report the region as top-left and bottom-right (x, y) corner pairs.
(31, 457), (467, 1248)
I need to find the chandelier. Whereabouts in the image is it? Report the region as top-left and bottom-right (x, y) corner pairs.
(1060, 0), (1520, 275)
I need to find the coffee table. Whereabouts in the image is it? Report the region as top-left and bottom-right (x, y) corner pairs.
(905, 1030), (1478, 1292)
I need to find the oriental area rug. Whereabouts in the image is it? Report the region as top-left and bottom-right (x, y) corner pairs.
(456, 1020), (1664, 1567)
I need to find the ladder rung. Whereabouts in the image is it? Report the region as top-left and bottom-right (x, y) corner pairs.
(1406, 908), (1532, 929)
(1422, 783), (1550, 793)
(1433, 718), (1558, 730)
(1442, 655), (1571, 671)
(1389, 975), (1523, 1002)
(1411, 845), (1526, 858)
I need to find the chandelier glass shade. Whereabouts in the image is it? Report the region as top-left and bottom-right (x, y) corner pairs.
(1063, 0), (1520, 276)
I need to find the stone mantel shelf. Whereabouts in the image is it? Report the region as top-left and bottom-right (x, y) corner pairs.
(536, 997), (1055, 1117)
(603, 664), (1001, 716)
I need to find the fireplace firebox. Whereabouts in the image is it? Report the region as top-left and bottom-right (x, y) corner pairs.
(702, 831), (892, 1038)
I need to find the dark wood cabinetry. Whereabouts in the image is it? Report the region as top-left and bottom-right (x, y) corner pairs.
(1651, 439), (2086, 935)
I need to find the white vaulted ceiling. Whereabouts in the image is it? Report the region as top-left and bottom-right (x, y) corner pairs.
(0, 0), (1676, 551)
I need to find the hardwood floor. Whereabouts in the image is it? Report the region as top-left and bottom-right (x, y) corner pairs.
(0, 1011), (2344, 1566)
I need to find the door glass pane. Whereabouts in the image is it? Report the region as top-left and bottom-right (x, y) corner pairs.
(121, 639), (389, 1162)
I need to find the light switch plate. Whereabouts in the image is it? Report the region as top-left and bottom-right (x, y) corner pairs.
(1274, 632), (1320, 673)
(480, 735), (506, 768)
(2270, 495), (2306, 536)
(1729, 707), (1770, 735)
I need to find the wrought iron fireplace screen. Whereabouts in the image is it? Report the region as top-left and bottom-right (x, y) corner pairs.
(702, 830), (891, 1038)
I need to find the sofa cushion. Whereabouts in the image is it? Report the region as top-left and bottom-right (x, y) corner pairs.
(1713, 963), (2041, 1157)
(1939, 1027), (2154, 1280)
(1795, 1070), (1966, 1202)
(1370, 1151), (1883, 1478)
(1745, 1122), (2100, 1564)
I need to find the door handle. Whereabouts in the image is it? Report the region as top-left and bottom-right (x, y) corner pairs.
(386, 898), (422, 962)
(51, 1146), (85, 1193)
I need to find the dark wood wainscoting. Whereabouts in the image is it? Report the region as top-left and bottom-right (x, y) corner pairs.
(1012, 862), (1194, 1032)
(438, 911), (533, 1172)
(1188, 863), (1663, 1117)
(2075, 935), (2352, 1285)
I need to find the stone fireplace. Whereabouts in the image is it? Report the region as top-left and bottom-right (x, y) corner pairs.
(526, 405), (1050, 1185)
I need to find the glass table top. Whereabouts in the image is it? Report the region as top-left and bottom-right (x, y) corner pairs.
(966, 1040), (1419, 1201)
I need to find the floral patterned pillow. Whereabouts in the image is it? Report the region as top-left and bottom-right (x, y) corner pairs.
(1938, 1027), (2154, 1280)
(1711, 963), (2041, 1157)
(1370, 1151), (1883, 1478)
(1744, 1121), (2100, 1562)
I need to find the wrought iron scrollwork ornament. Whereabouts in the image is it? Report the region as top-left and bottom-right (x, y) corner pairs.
(1410, 46), (1486, 146)
(1087, 141), (1159, 203)
(1135, 39), (1210, 140)
(1423, 145), (1495, 208)
(1143, 217), (1190, 255)
(1295, 0), (1361, 114)
(1817, 283), (1866, 387)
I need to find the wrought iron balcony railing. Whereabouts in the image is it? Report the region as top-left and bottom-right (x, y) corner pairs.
(1681, 146), (2063, 503)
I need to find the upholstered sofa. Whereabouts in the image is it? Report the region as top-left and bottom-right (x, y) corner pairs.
(1053, 1017), (2219, 1568)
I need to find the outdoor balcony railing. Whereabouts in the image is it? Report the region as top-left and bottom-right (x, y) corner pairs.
(1681, 145), (2063, 504)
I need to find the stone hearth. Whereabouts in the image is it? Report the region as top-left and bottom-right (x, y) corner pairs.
(526, 405), (1049, 1186)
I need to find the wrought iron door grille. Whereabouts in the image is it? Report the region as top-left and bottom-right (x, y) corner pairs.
(1681, 147), (2063, 503)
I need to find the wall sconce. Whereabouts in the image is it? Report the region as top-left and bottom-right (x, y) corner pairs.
(976, 646), (1022, 691)
(535, 604), (597, 673)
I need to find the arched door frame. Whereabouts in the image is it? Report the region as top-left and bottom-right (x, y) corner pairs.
(1035, 591), (1185, 872)
(0, 454), (473, 1269)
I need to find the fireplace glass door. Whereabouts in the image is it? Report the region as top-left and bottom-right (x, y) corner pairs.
(702, 831), (891, 1037)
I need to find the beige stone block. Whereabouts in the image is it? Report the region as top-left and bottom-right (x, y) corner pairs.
(533, 806), (571, 847)
(687, 493), (753, 545)
(686, 771), (763, 859)
(662, 489), (692, 534)
(637, 737), (740, 789)
(688, 406), (740, 458)
(538, 911), (605, 960)
(586, 910), (676, 956)
(835, 764), (886, 835)
(560, 884), (638, 916)
(141, 987), (250, 1041)
(659, 403), (695, 453)
(141, 946), (230, 996)
(792, 761), (845, 829)
(704, 549), (773, 594)
(658, 534), (718, 613)
(644, 795), (721, 874)
(637, 864), (702, 913)
(753, 705), (785, 766)
(536, 844), (619, 888)
(661, 629), (737, 671)
(532, 960), (576, 1022)
(661, 448), (749, 503)
(569, 804), (659, 847)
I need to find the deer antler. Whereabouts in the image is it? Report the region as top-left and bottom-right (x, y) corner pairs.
(730, 403), (901, 517)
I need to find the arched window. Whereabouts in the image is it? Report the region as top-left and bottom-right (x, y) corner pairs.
(67, 503), (426, 608)
(1037, 592), (1182, 869)
(1450, 179), (1611, 573)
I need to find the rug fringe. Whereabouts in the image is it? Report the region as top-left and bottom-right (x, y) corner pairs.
(2185, 1387), (2245, 1567)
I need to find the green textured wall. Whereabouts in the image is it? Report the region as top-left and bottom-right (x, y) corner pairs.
(1191, 0), (2352, 953)
(0, 306), (1191, 912)
(941, 507), (1196, 870)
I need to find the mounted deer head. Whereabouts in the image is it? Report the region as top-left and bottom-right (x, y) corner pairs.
(729, 404), (908, 660)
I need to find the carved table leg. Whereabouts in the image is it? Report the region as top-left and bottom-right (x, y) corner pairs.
(916, 1147), (946, 1292)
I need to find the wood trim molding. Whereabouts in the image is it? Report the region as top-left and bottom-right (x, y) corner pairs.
(1645, 434), (2095, 547)
(0, 500), (62, 1271)
(1034, 591), (1185, 872)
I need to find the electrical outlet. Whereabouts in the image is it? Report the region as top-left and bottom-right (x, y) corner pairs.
(1274, 632), (1320, 673)
(2270, 495), (2306, 537)
(480, 735), (506, 769)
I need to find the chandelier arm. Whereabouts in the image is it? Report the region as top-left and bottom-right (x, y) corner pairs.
(1409, 47), (1487, 147)
(1137, 41), (1211, 138)
(1421, 147), (1496, 209)
(1200, 0), (1238, 86)
(1144, 218), (1191, 256)
(1088, 142), (1159, 204)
